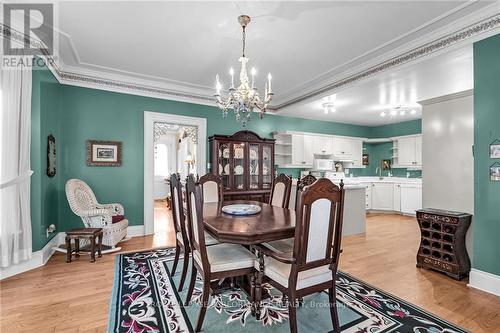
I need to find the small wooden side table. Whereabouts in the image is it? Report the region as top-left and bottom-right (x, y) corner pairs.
(65, 228), (103, 263)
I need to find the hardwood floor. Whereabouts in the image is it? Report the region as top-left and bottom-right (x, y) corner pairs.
(1, 209), (499, 332)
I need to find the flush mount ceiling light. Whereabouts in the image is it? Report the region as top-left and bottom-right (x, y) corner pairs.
(214, 15), (274, 127)
(322, 101), (336, 114)
(380, 105), (419, 117)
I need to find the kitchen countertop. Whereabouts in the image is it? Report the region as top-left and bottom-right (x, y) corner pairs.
(291, 176), (421, 189)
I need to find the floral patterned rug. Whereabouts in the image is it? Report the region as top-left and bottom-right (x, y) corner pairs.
(108, 248), (467, 333)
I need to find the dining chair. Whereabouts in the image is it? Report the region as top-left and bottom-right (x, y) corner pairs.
(254, 178), (345, 333)
(269, 173), (292, 208)
(263, 174), (317, 254)
(199, 173), (223, 203)
(184, 175), (257, 332)
(169, 173), (219, 292)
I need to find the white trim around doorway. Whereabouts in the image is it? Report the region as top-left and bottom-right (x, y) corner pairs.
(143, 111), (207, 236)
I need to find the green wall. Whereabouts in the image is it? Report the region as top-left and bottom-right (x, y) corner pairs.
(30, 64), (422, 251)
(31, 68), (62, 251)
(368, 119), (421, 138)
(473, 34), (500, 276)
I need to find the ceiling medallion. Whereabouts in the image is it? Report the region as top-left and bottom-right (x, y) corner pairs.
(214, 15), (274, 126)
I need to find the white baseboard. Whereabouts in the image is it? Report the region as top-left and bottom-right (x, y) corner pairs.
(468, 268), (500, 296)
(128, 225), (146, 237)
(0, 225), (147, 280)
(0, 232), (65, 280)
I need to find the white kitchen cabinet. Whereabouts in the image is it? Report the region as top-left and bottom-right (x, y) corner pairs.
(350, 139), (363, 166)
(362, 183), (372, 210)
(393, 135), (422, 168)
(393, 183), (401, 212)
(332, 137), (353, 159)
(371, 183), (394, 211)
(400, 185), (422, 215)
(312, 136), (333, 155)
(291, 134), (313, 167)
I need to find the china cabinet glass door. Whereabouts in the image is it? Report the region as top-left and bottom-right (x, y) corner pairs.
(218, 142), (231, 190)
(249, 143), (260, 190)
(233, 142), (246, 190)
(262, 144), (272, 189)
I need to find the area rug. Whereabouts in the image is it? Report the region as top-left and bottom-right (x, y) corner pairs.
(108, 248), (467, 333)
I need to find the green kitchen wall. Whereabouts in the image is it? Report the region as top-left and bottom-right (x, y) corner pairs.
(473, 34), (500, 276)
(30, 64), (421, 251)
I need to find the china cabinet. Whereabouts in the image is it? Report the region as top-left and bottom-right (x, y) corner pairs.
(209, 131), (275, 203)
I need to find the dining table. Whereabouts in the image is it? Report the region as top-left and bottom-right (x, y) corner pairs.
(200, 200), (296, 317)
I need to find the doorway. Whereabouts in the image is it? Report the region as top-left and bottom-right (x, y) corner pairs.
(144, 111), (206, 236)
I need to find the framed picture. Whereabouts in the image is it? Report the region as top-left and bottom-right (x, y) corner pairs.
(86, 140), (122, 166)
(490, 164), (500, 182)
(362, 153), (369, 166)
(490, 141), (500, 158)
(381, 159), (391, 170)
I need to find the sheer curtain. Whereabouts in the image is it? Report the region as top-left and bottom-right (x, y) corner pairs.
(0, 67), (33, 268)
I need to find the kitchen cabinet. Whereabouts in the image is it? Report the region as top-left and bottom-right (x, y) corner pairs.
(400, 184), (422, 215)
(371, 183), (394, 211)
(393, 135), (422, 168)
(332, 137), (353, 159)
(350, 139), (363, 167)
(363, 183), (372, 209)
(291, 134), (313, 167)
(393, 183), (401, 212)
(312, 136), (333, 155)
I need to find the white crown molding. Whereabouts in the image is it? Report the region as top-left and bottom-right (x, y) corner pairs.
(468, 268), (500, 296)
(1, 4), (499, 109)
(419, 89), (474, 106)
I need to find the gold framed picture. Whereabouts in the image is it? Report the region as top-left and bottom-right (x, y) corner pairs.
(86, 140), (122, 166)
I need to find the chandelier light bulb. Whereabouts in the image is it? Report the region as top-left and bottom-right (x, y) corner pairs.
(390, 110), (397, 116)
(400, 110), (406, 116)
(411, 109), (417, 115)
(380, 112), (387, 117)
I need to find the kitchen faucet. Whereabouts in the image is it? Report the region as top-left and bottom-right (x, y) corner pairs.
(376, 167), (383, 179)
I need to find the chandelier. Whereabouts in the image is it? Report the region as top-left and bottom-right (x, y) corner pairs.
(214, 15), (273, 126)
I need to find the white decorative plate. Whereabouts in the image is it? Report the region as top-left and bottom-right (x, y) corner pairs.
(235, 165), (244, 175)
(262, 165), (269, 175)
(219, 163), (223, 174)
(235, 147), (244, 159)
(223, 148), (229, 158)
(222, 204), (261, 215)
(224, 164), (230, 174)
(250, 150), (257, 159)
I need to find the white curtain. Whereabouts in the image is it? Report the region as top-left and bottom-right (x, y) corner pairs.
(0, 67), (33, 268)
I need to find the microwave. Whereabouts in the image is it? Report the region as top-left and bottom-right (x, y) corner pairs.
(314, 159), (334, 171)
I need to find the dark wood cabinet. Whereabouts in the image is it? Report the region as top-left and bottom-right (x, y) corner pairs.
(416, 208), (472, 280)
(209, 131), (275, 203)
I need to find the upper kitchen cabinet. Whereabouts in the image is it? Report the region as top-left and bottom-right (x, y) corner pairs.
(312, 135), (333, 155)
(291, 134), (314, 167)
(332, 137), (353, 159)
(392, 135), (422, 168)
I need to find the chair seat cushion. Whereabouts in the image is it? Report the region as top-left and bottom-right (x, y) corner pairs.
(256, 256), (333, 290)
(262, 238), (294, 253)
(176, 232), (219, 246)
(194, 243), (256, 272)
(112, 215), (125, 224)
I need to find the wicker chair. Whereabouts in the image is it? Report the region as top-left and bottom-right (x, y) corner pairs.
(65, 179), (129, 251)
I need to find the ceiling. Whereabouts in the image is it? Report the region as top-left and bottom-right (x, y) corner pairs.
(45, 1), (500, 125)
(278, 45), (473, 126)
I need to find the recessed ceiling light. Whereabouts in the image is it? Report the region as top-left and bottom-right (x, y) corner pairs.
(380, 112), (387, 117)
(410, 109), (417, 115)
(390, 110), (397, 116)
(399, 110), (406, 116)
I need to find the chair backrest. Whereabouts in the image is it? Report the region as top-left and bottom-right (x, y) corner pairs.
(269, 173), (292, 208)
(199, 173), (223, 203)
(66, 179), (98, 215)
(294, 174), (317, 211)
(169, 173), (188, 244)
(185, 174), (210, 272)
(291, 178), (345, 280)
